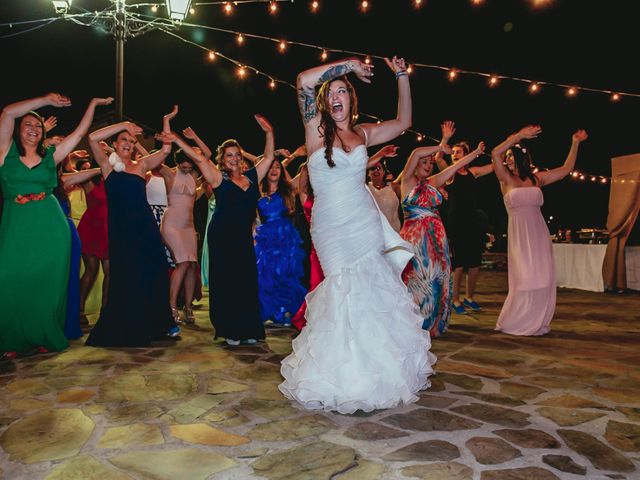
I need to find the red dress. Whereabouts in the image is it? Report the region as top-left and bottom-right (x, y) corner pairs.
(77, 179), (109, 259)
(292, 195), (324, 331)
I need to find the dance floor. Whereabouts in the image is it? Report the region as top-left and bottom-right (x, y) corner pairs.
(1, 269), (639, 479)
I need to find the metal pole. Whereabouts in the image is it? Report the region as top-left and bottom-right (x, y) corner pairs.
(115, 0), (126, 120)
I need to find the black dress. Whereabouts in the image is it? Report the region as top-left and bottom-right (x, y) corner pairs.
(208, 168), (265, 341)
(446, 171), (483, 270)
(86, 171), (174, 347)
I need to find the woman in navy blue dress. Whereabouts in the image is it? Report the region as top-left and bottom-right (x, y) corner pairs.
(255, 158), (307, 326)
(85, 120), (178, 347)
(157, 115), (275, 346)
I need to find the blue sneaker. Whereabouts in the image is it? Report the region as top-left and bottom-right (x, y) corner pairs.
(167, 326), (181, 338)
(453, 303), (467, 315)
(463, 298), (481, 311)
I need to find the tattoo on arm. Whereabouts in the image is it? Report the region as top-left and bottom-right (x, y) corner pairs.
(298, 86), (317, 124)
(317, 63), (353, 84)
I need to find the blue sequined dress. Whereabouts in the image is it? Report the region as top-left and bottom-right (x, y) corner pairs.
(255, 192), (307, 324)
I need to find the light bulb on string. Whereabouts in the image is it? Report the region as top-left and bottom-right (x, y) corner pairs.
(269, 79), (276, 90)
(237, 34), (244, 45)
(321, 50), (328, 61)
(414, 0), (423, 8)
(278, 40), (287, 53)
(364, 56), (371, 65)
(579, 174), (585, 180)
(571, 171), (579, 178)
(151, 4), (158, 12)
(269, 1), (278, 14)
(416, 134), (423, 142)
(407, 65), (413, 74)
(529, 82), (540, 93)
(311, 1), (319, 12)
(224, 2), (233, 14)
(611, 93), (620, 102)
(238, 66), (247, 78)
(532, 167), (539, 173)
(489, 75), (499, 87)
(590, 176), (597, 182)
(471, 0), (484, 4)
(600, 178), (607, 184)
(566, 87), (578, 97)
(360, 0), (370, 12)
(448, 69), (457, 81)
(208, 51), (216, 61)
(189, 7), (195, 14)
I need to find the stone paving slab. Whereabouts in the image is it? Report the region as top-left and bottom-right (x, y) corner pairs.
(1, 270), (639, 479)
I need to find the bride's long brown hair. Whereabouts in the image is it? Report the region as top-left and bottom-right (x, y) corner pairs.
(316, 76), (358, 168)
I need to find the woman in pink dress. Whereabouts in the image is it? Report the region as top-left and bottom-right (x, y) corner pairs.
(492, 125), (588, 336)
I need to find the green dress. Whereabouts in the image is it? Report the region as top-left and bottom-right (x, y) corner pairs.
(0, 141), (70, 353)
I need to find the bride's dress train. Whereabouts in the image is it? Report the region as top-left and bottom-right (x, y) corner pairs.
(279, 145), (436, 414)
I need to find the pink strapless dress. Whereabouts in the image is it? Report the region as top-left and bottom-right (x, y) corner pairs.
(496, 187), (555, 336)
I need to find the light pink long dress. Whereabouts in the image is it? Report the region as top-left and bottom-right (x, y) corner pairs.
(496, 187), (555, 336)
(160, 171), (197, 264)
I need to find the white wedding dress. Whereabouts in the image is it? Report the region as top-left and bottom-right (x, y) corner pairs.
(279, 144), (437, 414)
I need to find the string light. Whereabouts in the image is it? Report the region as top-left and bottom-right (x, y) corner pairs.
(611, 93), (620, 102)
(489, 75), (499, 87)
(414, 0), (423, 8)
(269, 1), (278, 14)
(601, 178), (607, 184)
(236, 33), (244, 45)
(208, 50), (216, 61)
(269, 78), (276, 89)
(151, 4), (158, 12)
(364, 56), (371, 64)
(407, 65), (413, 74)
(471, 0), (484, 4)
(360, 0), (370, 12)
(237, 66), (247, 78)
(416, 134), (423, 142)
(311, 0), (320, 12)
(448, 69), (457, 81)
(567, 86), (578, 97)
(529, 82), (540, 93)
(579, 174), (585, 180)
(278, 40), (287, 52)
(321, 49), (328, 61)
(224, 2), (233, 14)
(189, 7), (195, 15)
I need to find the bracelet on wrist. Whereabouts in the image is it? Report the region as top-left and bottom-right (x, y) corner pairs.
(396, 71), (408, 79)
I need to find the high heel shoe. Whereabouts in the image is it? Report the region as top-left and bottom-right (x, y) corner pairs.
(184, 306), (196, 325)
(171, 306), (184, 325)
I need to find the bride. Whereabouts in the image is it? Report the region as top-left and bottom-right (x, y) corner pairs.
(279, 56), (436, 414)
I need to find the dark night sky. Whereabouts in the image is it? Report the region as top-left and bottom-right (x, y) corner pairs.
(1, 0), (637, 235)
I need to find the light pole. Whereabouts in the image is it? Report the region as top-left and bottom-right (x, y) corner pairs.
(115, 0), (126, 120)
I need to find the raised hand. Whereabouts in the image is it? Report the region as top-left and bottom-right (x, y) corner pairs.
(183, 127), (196, 139)
(155, 131), (177, 144)
(91, 97), (114, 107)
(440, 144), (453, 155)
(164, 105), (179, 122)
(572, 129), (588, 143)
(43, 116), (57, 133)
(474, 141), (486, 156)
(46, 93), (72, 108)
(124, 122), (143, 138)
(441, 121), (456, 141)
(384, 56), (408, 75)
(275, 148), (291, 157)
(517, 125), (542, 140)
(379, 144), (399, 158)
(254, 114), (273, 133)
(351, 59), (374, 84)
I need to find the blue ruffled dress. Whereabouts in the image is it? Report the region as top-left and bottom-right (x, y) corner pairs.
(255, 192), (307, 324)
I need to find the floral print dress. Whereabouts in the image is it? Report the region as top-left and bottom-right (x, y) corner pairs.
(400, 180), (452, 337)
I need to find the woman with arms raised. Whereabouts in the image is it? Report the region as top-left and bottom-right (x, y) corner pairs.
(85, 113), (179, 347)
(279, 57), (436, 414)
(0, 94), (111, 357)
(156, 114), (275, 346)
(492, 126), (588, 336)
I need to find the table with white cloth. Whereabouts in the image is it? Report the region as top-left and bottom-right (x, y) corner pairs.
(553, 243), (640, 292)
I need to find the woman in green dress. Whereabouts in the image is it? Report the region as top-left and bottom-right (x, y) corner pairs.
(0, 93), (112, 357)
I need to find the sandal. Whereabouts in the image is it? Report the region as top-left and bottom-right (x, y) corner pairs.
(183, 306), (196, 325)
(171, 306), (184, 325)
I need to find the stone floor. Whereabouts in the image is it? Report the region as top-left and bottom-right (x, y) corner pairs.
(1, 270), (640, 480)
